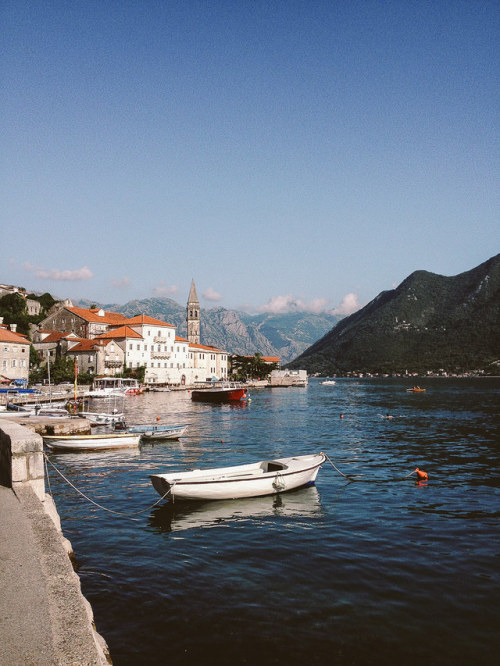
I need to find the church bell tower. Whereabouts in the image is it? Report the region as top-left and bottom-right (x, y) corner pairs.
(186, 279), (200, 345)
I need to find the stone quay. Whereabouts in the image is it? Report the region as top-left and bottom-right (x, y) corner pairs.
(0, 418), (111, 665)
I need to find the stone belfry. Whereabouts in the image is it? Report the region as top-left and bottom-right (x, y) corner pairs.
(186, 279), (200, 345)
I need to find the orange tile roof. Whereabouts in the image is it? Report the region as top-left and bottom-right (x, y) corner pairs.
(175, 336), (189, 343)
(95, 326), (142, 340)
(66, 306), (129, 325)
(67, 339), (107, 352)
(0, 328), (30, 344)
(189, 342), (225, 352)
(127, 314), (174, 327)
(38, 331), (77, 343)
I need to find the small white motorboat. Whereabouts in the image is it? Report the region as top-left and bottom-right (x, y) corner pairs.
(79, 410), (125, 425)
(320, 379), (336, 385)
(150, 452), (326, 501)
(44, 432), (141, 451)
(127, 424), (188, 441)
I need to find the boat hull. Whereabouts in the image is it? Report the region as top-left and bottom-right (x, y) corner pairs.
(150, 453), (325, 501)
(128, 425), (188, 440)
(44, 433), (141, 451)
(191, 387), (248, 403)
(79, 411), (125, 425)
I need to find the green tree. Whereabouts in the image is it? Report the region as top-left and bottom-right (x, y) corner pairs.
(0, 292), (31, 335)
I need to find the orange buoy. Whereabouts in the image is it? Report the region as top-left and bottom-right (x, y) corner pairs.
(415, 468), (428, 481)
(156, 415), (160, 422)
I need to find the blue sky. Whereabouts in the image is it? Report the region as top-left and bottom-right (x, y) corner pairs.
(2, 0), (499, 315)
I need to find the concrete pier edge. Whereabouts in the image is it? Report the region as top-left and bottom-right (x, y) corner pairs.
(0, 419), (111, 665)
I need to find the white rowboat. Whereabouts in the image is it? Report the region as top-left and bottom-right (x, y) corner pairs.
(150, 453), (326, 501)
(44, 432), (141, 451)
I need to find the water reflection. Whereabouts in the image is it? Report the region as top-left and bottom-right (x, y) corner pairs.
(47, 448), (141, 468)
(147, 486), (323, 533)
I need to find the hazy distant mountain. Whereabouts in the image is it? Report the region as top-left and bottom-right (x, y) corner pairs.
(287, 253), (500, 375)
(74, 297), (342, 363)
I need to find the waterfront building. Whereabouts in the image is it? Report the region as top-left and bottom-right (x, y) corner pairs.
(189, 342), (229, 382)
(125, 315), (176, 385)
(269, 369), (308, 386)
(0, 322), (30, 384)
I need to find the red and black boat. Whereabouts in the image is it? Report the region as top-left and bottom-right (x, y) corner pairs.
(191, 382), (248, 403)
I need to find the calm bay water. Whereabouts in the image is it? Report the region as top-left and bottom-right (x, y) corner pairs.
(46, 378), (500, 665)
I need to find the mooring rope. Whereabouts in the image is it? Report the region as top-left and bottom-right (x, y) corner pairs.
(43, 453), (171, 517)
(322, 452), (423, 482)
(322, 452), (358, 480)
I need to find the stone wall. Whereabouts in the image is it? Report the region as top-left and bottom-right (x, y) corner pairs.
(0, 420), (45, 500)
(0, 421), (111, 664)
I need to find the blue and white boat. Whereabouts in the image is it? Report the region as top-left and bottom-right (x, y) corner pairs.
(127, 423), (188, 441)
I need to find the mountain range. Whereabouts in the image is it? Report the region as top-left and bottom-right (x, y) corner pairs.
(287, 253), (500, 375)
(75, 297), (342, 364)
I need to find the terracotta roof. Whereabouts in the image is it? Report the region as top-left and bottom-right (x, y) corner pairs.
(243, 355), (280, 363)
(175, 336), (189, 343)
(38, 331), (77, 343)
(127, 314), (174, 327)
(65, 306), (129, 325)
(67, 339), (107, 352)
(0, 328), (30, 344)
(189, 342), (226, 353)
(95, 326), (142, 340)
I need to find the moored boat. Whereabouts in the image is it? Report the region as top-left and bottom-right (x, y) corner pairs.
(84, 377), (142, 398)
(79, 410), (125, 425)
(320, 379), (336, 385)
(191, 382), (248, 403)
(44, 432), (141, 451)
(406, 386), (426, 393)
(3, 402), (70, 418)
(150, 452), (326, 501)
(127, 424), (188, 440)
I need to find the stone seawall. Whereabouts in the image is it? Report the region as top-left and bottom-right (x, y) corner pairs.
(0, 420), (111, 665)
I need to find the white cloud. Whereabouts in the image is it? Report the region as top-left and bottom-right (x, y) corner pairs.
(112, 276), (131, 288)
(203, 287), (222, 302)
(333, 292), (360, 316)
(152, 281), (178, 297)
(23, 263), (94, 281)
(258, 294), (328, 314)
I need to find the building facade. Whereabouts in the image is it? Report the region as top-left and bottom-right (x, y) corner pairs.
(40, 305), (129, 339)
(0, 323), (30, 384)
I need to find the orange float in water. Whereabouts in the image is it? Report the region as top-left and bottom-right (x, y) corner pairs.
(415, 468), (428, 481)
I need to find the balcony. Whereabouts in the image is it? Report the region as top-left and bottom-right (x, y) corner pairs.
(154, 336), (169, 344)
(151, 351), (171, 360)
(105, 360), (122, 368)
